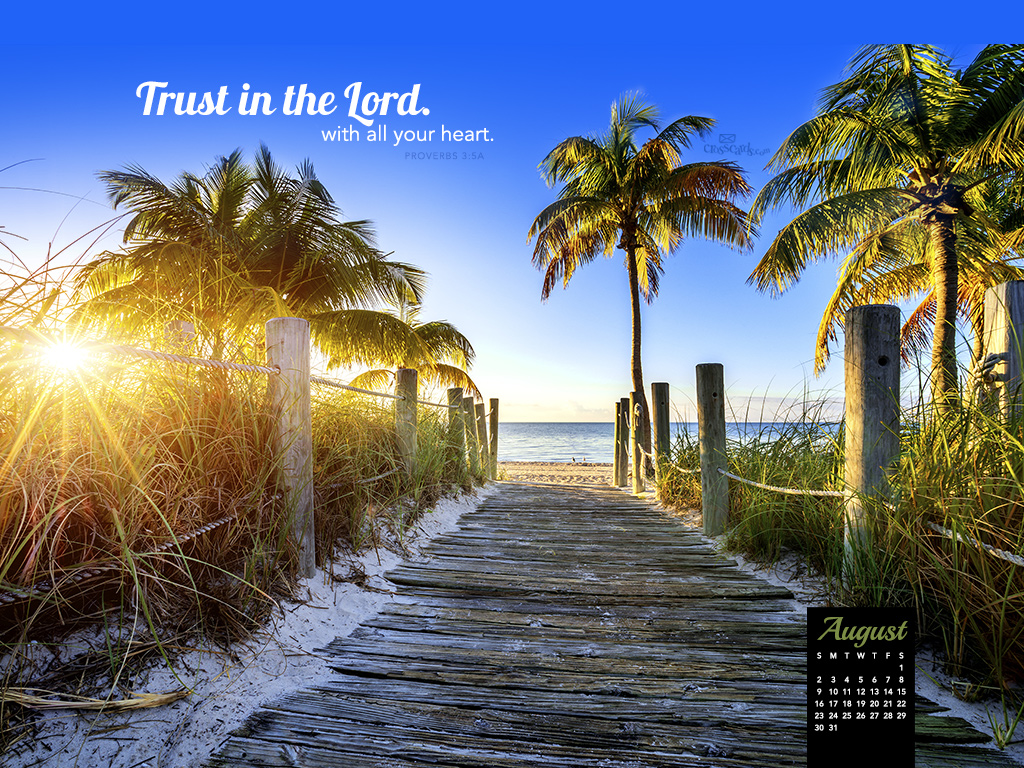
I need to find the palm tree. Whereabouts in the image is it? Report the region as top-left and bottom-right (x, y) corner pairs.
(748, 44), (1024, 409)
(322, 291), (479, 397)
(811, 177), (1024, 375)
(529, 95), (753, 459)
(75, 145), (424, 363)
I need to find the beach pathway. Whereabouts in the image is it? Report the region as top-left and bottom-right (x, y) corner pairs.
(206, 482), (1014, 767)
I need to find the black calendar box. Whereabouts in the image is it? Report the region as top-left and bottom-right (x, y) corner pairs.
(807, 607), (915, 764)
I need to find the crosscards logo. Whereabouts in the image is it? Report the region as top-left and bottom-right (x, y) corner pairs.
(704, 133), (770, 157)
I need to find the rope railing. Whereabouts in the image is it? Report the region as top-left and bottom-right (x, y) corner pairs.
(358, 466), (404, 484)
(926, 522), (1024, 568)
(717, 467), (845, 498)
(0, 325), (279, 376)
(310, 374), (403, 400)
(0, 511), (243, 606)
(1, 324), (477, 410)
(415, 397), (459, 409)
(309, 372), (463, 409)
(99, 343), (278, 376)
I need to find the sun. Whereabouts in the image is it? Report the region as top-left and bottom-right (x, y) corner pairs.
(42, 341), (88, 371)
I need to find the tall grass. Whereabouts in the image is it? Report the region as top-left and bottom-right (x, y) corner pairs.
(657, 385), (1024, 694)
(0, 261), (484, 748)
(659, 398), (844, 574)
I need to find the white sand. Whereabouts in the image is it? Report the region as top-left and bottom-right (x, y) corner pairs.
(4, 486), (495, 768)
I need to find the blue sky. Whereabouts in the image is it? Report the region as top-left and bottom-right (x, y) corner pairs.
(1, 33), (990, 421)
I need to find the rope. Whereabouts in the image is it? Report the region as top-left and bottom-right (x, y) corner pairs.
(359, 467), (404, 484)
(1, 326), (474, 407)
(322, 466), (405, 489)
(0, 326), (278, 376)
(926, 522), (1024, 568)
(973, 352), (1008, 386)
(99, 344), (278, 375)
(415, 398), (459, 409)
(310, 374), (403, 400)
(0, 512), (242, 605)
(310, 375), (460, 408)
(717, 467), (845, 498)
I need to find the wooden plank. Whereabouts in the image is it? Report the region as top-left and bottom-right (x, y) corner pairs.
(207, 482), (1008, 768)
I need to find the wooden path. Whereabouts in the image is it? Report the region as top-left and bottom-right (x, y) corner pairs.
(207, 483), (1016, 767)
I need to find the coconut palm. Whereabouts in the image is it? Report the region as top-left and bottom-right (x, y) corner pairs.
(75, 145), (425, 362)
(529, 95), (754, 459)
(320, 288), (479, 397)
(811, 176), (1024, 374)
(748, 44), (1024, 409)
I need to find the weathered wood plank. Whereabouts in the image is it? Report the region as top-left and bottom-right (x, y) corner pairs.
(206, 482), (1007, 767)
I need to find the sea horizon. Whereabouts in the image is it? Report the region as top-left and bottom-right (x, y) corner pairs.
(496, 420), (839, 463)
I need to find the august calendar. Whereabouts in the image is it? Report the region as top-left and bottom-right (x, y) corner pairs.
(807, 607), (915, 763)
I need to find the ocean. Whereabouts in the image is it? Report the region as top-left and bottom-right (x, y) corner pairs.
(497, 422), (836, 463)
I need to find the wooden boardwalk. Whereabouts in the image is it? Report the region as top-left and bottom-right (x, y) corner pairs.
(207, 483), (1015, 767)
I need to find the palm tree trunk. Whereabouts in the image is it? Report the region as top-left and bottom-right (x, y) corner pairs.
(625, 246), (653, 472)
(929, 216), (959, 411)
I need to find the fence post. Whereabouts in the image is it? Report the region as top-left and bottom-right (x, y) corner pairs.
(475, 401), (490, 480)
(844, 305), (900, 577)
(651, 382), (671, 484)
(395, 368), (418, 480)
(613, 402), (623, 486)
(489, 398), (499, 480)
(983, 281), (1024, 417)
(462, 396), (480, 476)
(265, 317), (314, 579)
(617, 396), (630, 488)
(696, 363), (728, 537)
(630, 391), (644, 493)
(447, 387), (465, 467)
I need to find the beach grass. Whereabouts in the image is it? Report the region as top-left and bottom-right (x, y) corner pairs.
(0, 261), (483, 749)
(657, 382), (1024, 695)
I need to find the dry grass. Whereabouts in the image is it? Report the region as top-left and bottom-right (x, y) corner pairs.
(0, 258), (483, 749)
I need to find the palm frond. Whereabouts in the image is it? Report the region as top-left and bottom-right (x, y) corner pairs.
(748, 188), (907, 295)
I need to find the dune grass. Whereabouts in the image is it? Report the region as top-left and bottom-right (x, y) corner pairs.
(0, 310), (483, 750)
(657, 385), (1024, 698)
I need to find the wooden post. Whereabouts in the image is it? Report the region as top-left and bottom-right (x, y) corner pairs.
(617, 396), (630, 488)
(613, 402), (623, 486)
(630, 390), (644, 493)
(475, 401), (489, 480)
(462, 396), (480, 476)
(696, 363), (728, 537)
(446, 387), (465, 466)
(651, 382), (671, 484)
(983, 281), (1024, 416)
(489, 398), (499, 480)
(844, 305), (900, 577)
(395, 368), (418, 480)
(266, 317), (314, 578)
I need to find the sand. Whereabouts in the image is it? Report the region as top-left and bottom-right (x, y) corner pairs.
(498, 460), (613, 485)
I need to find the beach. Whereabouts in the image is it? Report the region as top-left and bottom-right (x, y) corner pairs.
(498, 460), (614, 485)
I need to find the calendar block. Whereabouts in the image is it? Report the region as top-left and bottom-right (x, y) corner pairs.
(807, 607), (915, 762)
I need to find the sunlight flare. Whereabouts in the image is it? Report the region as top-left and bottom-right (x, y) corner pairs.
(42, 341), (87, 371)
